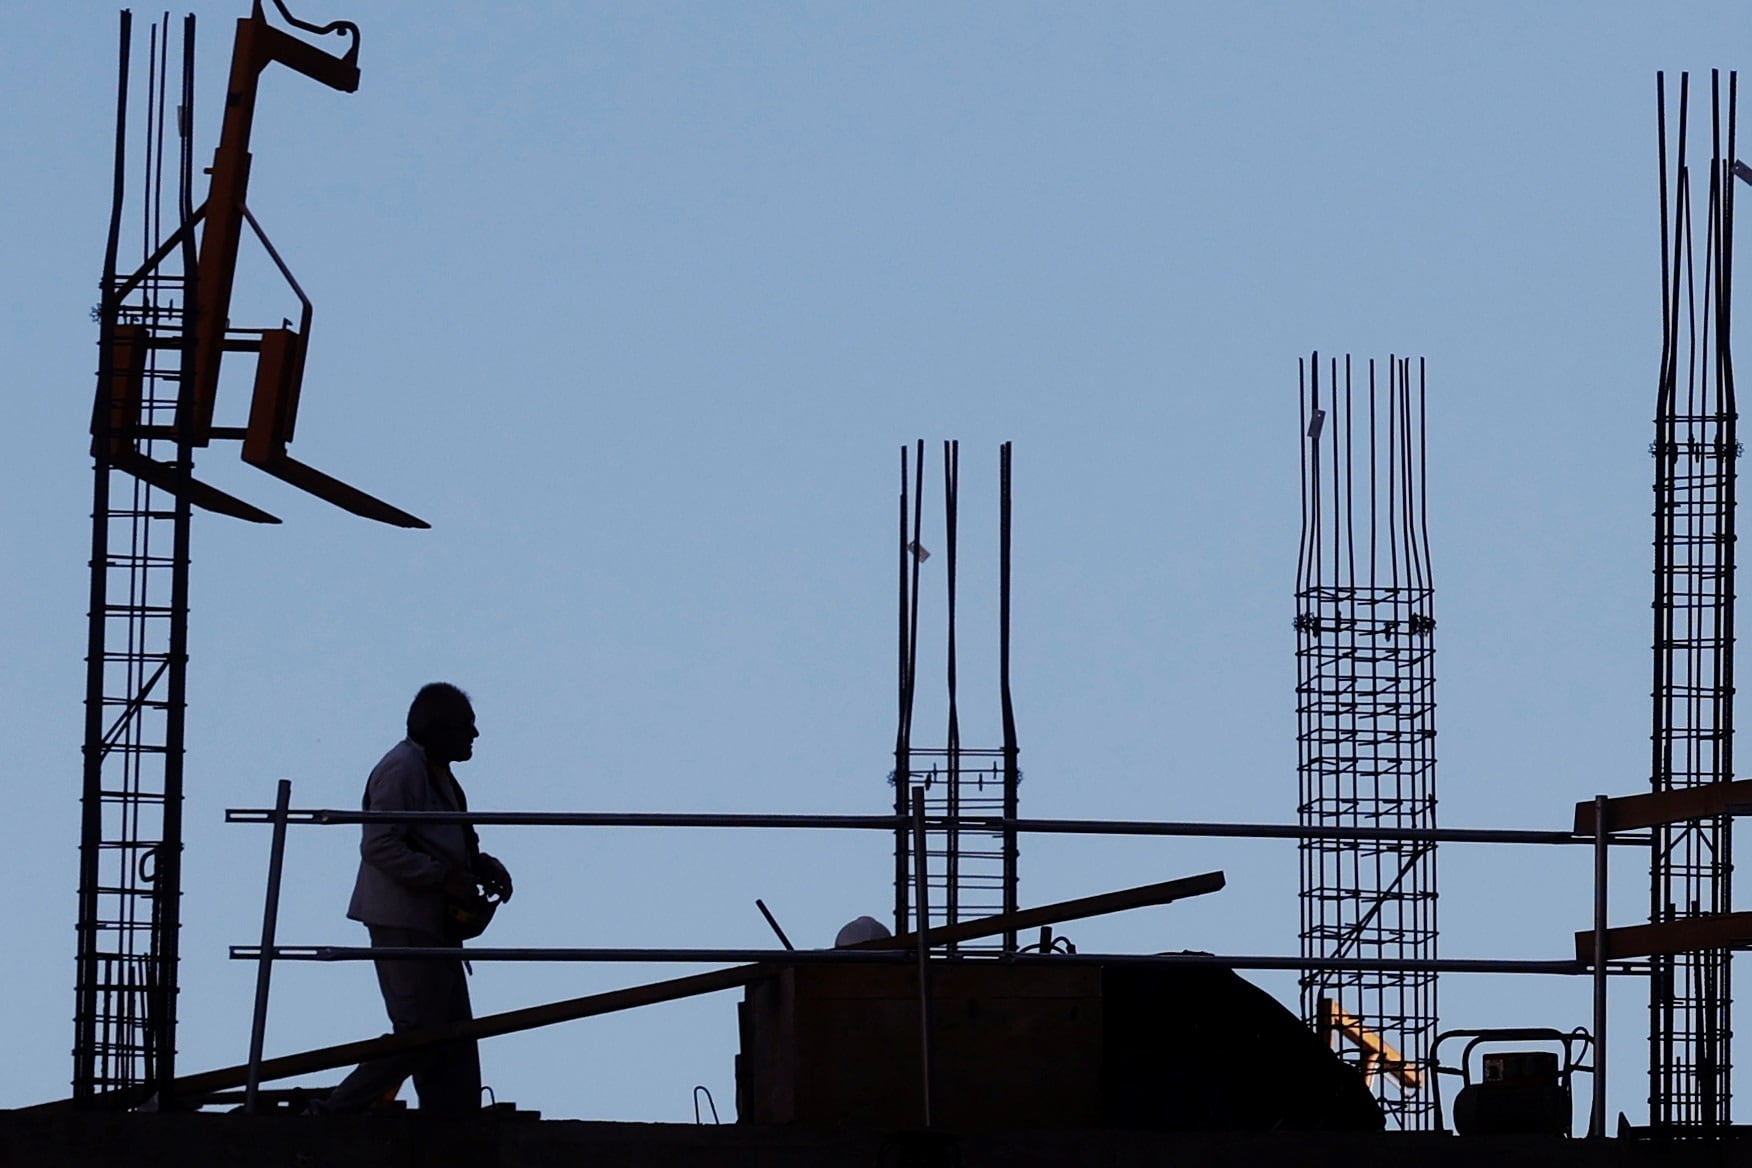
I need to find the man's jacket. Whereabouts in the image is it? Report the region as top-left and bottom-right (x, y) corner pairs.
(347, 738), (472, 935)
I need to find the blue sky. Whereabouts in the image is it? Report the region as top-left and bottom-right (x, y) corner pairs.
(3, 0), (1750, 1125)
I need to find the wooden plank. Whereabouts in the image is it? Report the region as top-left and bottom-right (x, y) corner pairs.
(1318, 998), (1421, 1089)
(1575, 912), (1752, 962)
(1574, 780), (1752, 834)
(866, 870), (1225, 952)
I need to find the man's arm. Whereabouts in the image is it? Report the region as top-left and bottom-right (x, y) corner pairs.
(359, 750), (452, 890)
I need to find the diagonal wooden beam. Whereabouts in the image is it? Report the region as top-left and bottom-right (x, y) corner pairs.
(1318, 997), (1421, 1089)
(1574, 912), (1752, 962)
(863, 869), (1225, 951)
(1573, 780), (1752, 834)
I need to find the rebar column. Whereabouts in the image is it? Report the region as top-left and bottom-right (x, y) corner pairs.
(893, 442), (1020, 950)
(74, 13), (198, 1105)
(1646, 69), (1738, 1131)
(1295, 354), (1439, 1130)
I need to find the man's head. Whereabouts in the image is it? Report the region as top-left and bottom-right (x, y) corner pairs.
(407, 682), (478, 764)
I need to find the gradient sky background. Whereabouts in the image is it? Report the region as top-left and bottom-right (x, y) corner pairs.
(4, 0), (1751, 1127)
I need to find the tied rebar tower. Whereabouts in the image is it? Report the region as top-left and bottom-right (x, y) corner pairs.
(1647, 70), (1742, 1130)
(1295, 354), (1438, 1129)
(893, 441), (1022, 950)
(75, 12), (203, 1103)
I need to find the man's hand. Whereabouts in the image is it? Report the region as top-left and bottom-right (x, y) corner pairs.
(443, 868), (477, 898)
(476, 853), (514, 902)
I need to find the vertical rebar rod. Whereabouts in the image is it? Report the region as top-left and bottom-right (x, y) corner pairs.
(149, 15), (200, 1098)
(894, 448), (911, 935)
(999, 441), (1019, 950)
(176, 13), (199, 420)
(943, 441), (961, 943)
(895, 441), (926, 936)
(911, 788), (933, 1128)
(906, 439), (926, 746)
(244, 779), (293, 1115)
(74, 9), (134, 1105)
(1592, 794), (1609, 1139)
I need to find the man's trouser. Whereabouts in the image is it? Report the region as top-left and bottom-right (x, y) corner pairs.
(322, 925), (480, 1114)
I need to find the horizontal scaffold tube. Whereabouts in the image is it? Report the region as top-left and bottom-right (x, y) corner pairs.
(224, 806), (1648, 846)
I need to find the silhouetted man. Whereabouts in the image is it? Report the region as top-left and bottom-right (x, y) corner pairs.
(320, 683), (513, 1114)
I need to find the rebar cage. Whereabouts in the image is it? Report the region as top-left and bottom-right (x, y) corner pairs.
(892, 442), (1022, 952)
(74, 12), (199, 1101)
(1295, 355), (1439, 1129)
(1646, 70), (1739, 1129)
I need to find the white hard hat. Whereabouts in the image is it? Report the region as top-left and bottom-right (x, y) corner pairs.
(834, 915), (893, 948)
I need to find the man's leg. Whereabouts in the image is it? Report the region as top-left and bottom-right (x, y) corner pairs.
(320, 926), (457, 1113)
(410, 945), (480, 1113)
